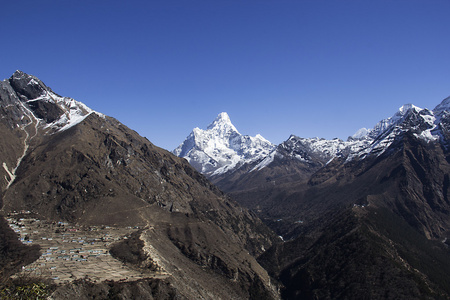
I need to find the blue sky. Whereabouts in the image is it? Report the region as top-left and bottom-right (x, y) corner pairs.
(1, 0), (450, 150)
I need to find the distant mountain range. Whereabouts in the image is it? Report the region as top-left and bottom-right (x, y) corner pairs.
(175, 100), (450, 182)
(175, 98), (450, 298)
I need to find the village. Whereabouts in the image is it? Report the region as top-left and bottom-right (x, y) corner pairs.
(5, 211), (168, 284)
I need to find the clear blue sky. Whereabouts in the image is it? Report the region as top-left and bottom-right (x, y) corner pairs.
(1, 0), (450, 150)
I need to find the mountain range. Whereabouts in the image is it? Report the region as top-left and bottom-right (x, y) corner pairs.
(175, 99), (450, 298)
(176, 101), (450, 185)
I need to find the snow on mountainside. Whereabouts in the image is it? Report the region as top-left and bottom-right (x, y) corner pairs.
(3, 70), (103, 134)
(252, 99), (450, 172)
(173, 112), (275, 176)
(175, 99), (450, 177)
(251, 136), (348, 172)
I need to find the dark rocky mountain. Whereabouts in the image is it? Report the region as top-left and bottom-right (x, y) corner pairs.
(178, 100), (450, 298)
(0, 71), (280, 299)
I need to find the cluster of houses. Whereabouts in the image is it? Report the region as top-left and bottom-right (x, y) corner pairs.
(4, 211), (163, 284)
(5, 211), (129, 276)
(39, 244), (109, 263)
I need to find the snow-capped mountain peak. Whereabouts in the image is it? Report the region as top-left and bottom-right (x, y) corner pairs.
(398, 103), (421, 114)
(207, 112), (234, 128)
(174, 112), (275, 176)
(4, 71), (103, 134)
(341, 103), (441, 160)
(206, 112), (240, 137)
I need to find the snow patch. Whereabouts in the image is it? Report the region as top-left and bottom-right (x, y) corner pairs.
(251, 151), (276, 172)
(27, 79), (39, 86)
(33, 90), (104, 132)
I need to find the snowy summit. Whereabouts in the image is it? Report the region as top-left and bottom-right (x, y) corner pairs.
(173, 112), (275, 176)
